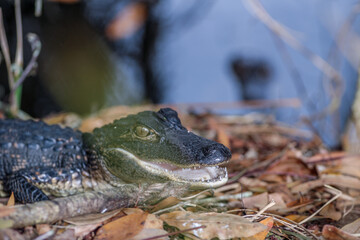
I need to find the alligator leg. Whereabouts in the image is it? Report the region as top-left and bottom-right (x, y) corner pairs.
(5, 174), (49, 203)
(4, 167), (84, 203)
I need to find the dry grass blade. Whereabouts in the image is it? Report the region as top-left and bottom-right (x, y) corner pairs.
(299, 185), (342, 225)
(243, 212), (318, 239)
(249, 199), (276, 222)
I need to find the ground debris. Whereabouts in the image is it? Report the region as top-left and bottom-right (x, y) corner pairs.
(2, 108), (360, 239)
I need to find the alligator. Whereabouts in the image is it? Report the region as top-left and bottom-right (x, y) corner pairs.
(0, 108), (231, 203)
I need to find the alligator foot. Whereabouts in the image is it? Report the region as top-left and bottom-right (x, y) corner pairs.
(5, 174), (49, 203)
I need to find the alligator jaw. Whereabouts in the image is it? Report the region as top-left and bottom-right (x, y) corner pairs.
(114, 148), (228, 188)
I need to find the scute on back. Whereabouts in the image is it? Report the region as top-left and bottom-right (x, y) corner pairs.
(0, 119), (87, 179)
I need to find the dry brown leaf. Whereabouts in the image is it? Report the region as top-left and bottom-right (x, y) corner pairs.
(342, 218), (360, 234)
(241, 192), (288, 211)
(106, 2), (147, 40)
(319, 204), (342, 221)
(53, 229), (76, 240)
(65, 209), (122, 225)
(231, 138), (247, 148)
(160, 211), (267, 239)
(142, 213), (163, 229)
(130, 214), (165, 240)
(322, 224), (359, 240)
(151, 196), (181, 213)
(242, 192), (269, 209)
(305, 151), (347, 164)
(42, 112), (81, 129)
(267, 193), (288, 211)
(79, 118), (107, 133)
(239, 177), (268, 189)
(123, 209), (161, 228)
(291, 174), (360, 193)
(95, 211), (148, 240)
(73, 223), (103, 238)
(207, 116), (230, 148)
(264, 157), (312, 177)
(242, 217), (274, 240)
(262, 134), (287, 147)
(80, 106), (155, 132)
(216, 127), (231, 149)
(7, 193), (14, 207)
(259, 174), (284, 183)
(123, 208), (144, 215)
(36, 224), (51, 235)
(131, 228), (168, 240)
(283, 215), (307, 224)
(320, 156), (360, 178)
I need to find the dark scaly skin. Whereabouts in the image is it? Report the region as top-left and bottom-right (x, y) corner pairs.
(0, 119), (90, 201)
(0, 108), (231, 203)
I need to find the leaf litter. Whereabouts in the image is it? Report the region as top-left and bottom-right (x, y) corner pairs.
(1, 105), (360, 239)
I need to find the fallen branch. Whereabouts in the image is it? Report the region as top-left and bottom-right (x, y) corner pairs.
(0, 182), (190, 229)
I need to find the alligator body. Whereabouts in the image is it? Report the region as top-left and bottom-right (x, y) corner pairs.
(0, 108), (231, 203)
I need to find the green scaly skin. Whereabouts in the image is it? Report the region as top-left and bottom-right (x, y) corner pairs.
(0, 108), (231, 203)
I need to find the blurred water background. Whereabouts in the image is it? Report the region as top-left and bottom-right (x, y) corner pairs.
(0, 0), (359, 147)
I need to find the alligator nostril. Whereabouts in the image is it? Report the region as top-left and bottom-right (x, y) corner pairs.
(202, 144), (217, 157)
(199, 143), (231, 164)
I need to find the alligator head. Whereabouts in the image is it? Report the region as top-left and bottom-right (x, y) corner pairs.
(87, 108), (231, 188)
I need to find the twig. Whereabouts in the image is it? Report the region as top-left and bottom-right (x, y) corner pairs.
(178, 189), (213, 201)
(249, 199), (276, 222)
(0, 182), (190, 229)
(12, 33), (41, 91)
(243, 0), (344, 114)
(14, 0), (23, 72)
(0, 9), (15, 89)
(243, 0), (342, 83)
(152, 202), (198, 216)
(299, 184), (342, 225)
(238, 145), (289, 180)
(33, 230), (55, 240)
(327, 3), (360, 71)
(239, 210), (318, 239)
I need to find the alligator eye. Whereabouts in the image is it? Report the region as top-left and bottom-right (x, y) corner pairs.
(135, 126), (150, 137)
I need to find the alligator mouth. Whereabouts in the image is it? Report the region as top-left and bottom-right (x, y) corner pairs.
(141, 161), (228, 188)
(113, 148), (228, 188)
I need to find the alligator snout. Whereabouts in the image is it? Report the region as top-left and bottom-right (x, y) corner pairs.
(197, 142), (231, 165)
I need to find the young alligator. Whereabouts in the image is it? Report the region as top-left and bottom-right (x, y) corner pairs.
(0, 108), (231, 203)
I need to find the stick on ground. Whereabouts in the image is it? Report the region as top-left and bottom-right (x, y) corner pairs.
(0, 182), (190, 229)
